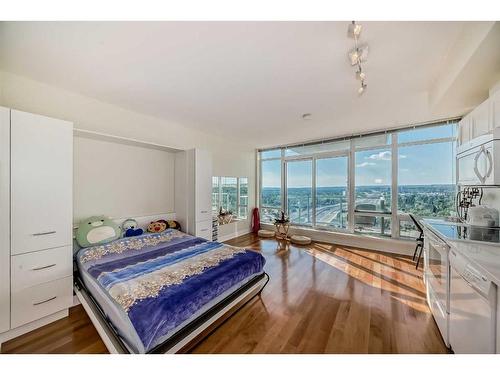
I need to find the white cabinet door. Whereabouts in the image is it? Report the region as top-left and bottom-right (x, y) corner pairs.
(471, 100), (491, 139)
(0, 107), (10, 333)
(458, 116), (471, 145)
(491, 91), (500, 130)
(11, 110), (73, 255)
(195, 149), (213, 222)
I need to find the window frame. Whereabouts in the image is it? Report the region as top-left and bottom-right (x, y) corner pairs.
(258, 121), (458, 239)
(212, 176), (249, 220)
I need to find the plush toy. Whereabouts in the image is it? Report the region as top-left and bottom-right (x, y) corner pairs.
(121, 218), (143, 237)
(76, 216), (121, 248)
(166, 220), (181, 231)
(147, 220), (168, 233)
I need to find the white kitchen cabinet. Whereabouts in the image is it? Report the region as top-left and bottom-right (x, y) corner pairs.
(458, 116), (472, 146)
(470, 100), (491, 139)
(0, 107), (10, 334)
(491, 90), (500, 131)
(11, 110), (73, 255)
(174, 148), (213, 238)
(458, 94), (500, 146)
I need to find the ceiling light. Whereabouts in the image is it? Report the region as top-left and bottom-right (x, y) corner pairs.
(358, 82), (367, 95)
(346, 21), (370, 95)
(348, 45), (369, 66)
(347, 21), (362, 38)
(355, 67), (366, 81)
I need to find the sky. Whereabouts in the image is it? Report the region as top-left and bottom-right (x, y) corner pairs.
(261, 124), (456, 188)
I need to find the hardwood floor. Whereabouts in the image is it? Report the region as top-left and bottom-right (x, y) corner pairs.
(1, 234), (448, 354)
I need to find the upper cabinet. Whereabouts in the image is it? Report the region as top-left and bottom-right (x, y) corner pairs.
(458, 93), (500, 146)
(491, 90), (500, 130)
(10, 110), (73, 255)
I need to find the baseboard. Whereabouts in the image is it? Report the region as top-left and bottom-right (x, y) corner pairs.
(0, 309), (69, 350)
(261, 223), (414, 256)
(218, 228), (252, 243)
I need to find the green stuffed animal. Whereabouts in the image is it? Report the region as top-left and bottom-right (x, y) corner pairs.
(76, 215), (121, 248)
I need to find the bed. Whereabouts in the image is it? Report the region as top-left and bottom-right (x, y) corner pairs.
(74, 229), (268, 353)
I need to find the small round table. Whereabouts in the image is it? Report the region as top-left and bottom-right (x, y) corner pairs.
(274, 221), (290, 240)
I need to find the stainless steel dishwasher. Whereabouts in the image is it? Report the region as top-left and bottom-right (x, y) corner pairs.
(449, 248), (497, 354)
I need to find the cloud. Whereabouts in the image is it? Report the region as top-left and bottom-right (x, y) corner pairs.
(399, 154), (407, 159)
(356, 161), (376, 168)
(374, 178), (383, 184)
(366, 151), (392, 161)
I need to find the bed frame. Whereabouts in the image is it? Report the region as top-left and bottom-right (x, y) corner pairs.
(74, 271), (270, 354)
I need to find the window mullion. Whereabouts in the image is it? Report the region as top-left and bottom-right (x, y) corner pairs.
(348, 140), (355, 233)
(391, 133), (399, 238)
(312, 157), (317, 228)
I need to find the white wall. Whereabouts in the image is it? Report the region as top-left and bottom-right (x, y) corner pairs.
(0, 71), (256, 231)
(73, 136), (175, 223)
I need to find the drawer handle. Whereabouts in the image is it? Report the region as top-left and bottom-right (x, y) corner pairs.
(33, 296), (57, 306)
(200, 228), (208, 232)
(32, 231), (56, 236)
(32, 264), (56, 271)
(200, 210), (208, 214)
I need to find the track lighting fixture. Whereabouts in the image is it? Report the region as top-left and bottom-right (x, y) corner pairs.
(347, 21), (368, 95)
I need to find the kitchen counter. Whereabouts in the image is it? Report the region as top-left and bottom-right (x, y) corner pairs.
(422, 219), (500, 286)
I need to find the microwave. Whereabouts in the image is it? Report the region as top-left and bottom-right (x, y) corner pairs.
(457, 129), (500, 186)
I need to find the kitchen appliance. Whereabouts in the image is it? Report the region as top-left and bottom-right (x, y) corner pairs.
(424, 229), (451, 347)
(466, 205), (499, 227)
(456, 186), (482, 222)
(449, 248), (497, 353)
(457, 129), (500, 186)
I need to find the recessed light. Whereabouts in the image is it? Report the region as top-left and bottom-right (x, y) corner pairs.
(302, 113), (312, 120)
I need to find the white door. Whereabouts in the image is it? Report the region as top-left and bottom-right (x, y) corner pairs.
(11, 110), (73, 255)
(0, 107), (10, 333)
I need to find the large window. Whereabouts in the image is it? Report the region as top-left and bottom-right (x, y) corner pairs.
(258, 121), (457, 240)
(212, 176), (248, 219)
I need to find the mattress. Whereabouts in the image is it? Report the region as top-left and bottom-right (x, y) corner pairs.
(76, 230), (265, 353)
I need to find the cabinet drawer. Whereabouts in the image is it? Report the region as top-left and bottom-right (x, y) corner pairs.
(196, 208), (212, 222)
(11, 276), (73, 328)
(196, 219), (212, 240)
(11, 246), (72, 292)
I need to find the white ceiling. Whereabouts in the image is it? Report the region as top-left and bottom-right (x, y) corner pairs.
(0, 21), (497, 148)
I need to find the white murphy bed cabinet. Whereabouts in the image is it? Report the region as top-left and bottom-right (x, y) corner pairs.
(174, 149), (213, 241)
(0, 108), (73, 348)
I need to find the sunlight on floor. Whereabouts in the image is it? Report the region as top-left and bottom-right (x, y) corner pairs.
(303, 243), (429, 313)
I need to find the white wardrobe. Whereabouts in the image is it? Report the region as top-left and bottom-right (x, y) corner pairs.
(0, 108), (73, 345)
(174, 149), (213, 240)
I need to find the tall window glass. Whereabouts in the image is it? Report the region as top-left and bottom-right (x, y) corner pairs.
(355, 149), (392, 213)
(315, 156), (348, 229)
(260, 159), (282, 222)
(286, 159), (313, 225)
